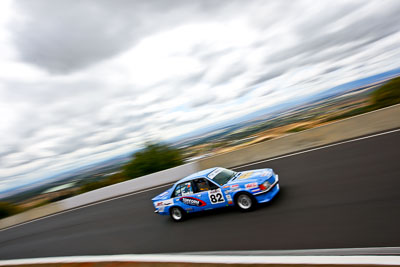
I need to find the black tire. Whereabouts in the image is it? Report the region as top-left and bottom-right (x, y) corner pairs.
(170, 206), (185, 222)
(235, 192), (256, 211)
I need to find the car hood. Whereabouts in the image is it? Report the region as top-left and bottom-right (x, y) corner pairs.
(227, 168), (273, 184)
(151, 188), (173, 202)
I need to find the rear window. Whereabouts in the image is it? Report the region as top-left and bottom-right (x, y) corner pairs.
(173, 181), (193, 197)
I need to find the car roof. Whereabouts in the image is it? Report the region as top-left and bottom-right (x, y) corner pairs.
(175, 167), (221, 184)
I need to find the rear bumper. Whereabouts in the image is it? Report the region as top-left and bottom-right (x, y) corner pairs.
(154, 206), (171, 216)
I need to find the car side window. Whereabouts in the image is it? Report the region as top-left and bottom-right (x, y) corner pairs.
(173, 181), (193, 197)
(193, 178), (219, 193)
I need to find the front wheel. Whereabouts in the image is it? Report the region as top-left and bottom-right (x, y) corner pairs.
(170, 207), (185, 222)
(235, 193), (255, 211)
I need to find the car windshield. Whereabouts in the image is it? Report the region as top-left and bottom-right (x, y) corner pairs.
(210, 169), (236, 185)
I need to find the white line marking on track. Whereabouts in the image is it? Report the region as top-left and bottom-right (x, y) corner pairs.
(0, 254), (400, 266)
(2, 128), (399, 232)
(233, 128), (400, 169)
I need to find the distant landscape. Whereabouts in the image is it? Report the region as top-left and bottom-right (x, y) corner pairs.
(178, 69), (400, 160)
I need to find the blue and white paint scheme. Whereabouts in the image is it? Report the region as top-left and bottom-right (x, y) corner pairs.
(152, 167), (280, 221)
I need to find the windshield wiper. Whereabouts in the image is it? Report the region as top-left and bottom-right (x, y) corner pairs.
(230, 172), (241, 181)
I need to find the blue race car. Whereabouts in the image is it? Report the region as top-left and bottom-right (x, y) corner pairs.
(152, 167), (280, 221)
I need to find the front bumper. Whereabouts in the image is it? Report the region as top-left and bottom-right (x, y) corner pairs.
(253, 174), (279, 195)
(253, 175), (280, 203)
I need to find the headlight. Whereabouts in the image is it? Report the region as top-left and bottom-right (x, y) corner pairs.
(259, 181), (271, 191)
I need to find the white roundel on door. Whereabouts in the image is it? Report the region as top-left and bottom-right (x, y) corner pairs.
(208, 189), (225, 204)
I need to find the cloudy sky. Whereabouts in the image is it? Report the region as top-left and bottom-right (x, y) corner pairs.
(1, 0), (400, 193)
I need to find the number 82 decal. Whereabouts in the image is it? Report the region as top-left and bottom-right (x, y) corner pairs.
(208, 189), (225, 204)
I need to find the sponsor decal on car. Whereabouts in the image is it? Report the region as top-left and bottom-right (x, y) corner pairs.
(180, 197), (206, 207)
(237, 171), (254, 180)
(230, 184), (240, 192)
(245, 182), (258, 189)
(226, 193), (233, 204)
(155, 199), (173, 207)
(261, 170), (272, 177)
(208, 188), (225, 204)
(222, 185), (231, 194)
(208, 168), (223, 179)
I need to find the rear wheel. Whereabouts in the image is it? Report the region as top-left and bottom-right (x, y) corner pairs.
(235, 193), (255, 211)
(170, 207), (185, 222)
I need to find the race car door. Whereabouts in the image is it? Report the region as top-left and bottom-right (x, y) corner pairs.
(173, 180), (208, 212)
(192, 178), (227, 210)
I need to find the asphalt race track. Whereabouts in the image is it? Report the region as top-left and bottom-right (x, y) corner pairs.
(1, 130), (399, 260)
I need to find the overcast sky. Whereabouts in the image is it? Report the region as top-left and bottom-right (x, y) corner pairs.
(1, 0), (400, 193)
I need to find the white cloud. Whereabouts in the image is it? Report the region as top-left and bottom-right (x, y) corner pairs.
(1, 0), (400, 193)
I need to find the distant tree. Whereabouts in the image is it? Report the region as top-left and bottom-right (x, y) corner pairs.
(0, 202), (18, 219)
(107, 172), (128, 184)
(123, 143), (183, 179)
(371, 77), (400, 108)
(78, 181), (109, 194)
